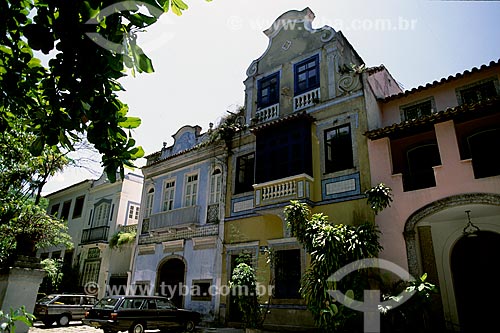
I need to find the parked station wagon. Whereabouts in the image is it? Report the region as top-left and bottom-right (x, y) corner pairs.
(34, 293), (97, 327)
(83, 295), (201, 333)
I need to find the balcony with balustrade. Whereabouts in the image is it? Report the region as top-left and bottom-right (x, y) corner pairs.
(141, 205), (200, 234)
(254, 103), (279, 124)
(293, 87), (320, 112)
(253, 174), (314, 208)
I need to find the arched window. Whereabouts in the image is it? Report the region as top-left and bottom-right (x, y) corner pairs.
(404, 143), (441, 191)
(145, 188), (154, 218)
(209, 168), (222, 205)
(467, 128), (500, 179)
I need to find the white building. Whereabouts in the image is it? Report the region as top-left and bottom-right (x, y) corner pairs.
(42, 172), (143, 298)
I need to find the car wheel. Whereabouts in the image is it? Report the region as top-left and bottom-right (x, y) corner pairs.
(184, 320), (196, 332)
(129, 322), (146, 333)
(57, 314), (70, 326)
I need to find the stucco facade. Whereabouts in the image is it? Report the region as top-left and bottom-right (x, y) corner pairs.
(43, 172), (144, 299)
(365, 60), (500, 331)
(220, 8), (399, 330)
(130, 125), (227, 322)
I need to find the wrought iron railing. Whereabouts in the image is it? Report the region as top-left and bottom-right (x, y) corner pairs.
(81, 226), (110, 244)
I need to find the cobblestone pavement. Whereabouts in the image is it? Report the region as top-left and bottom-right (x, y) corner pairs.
(29, 321), (245, 333)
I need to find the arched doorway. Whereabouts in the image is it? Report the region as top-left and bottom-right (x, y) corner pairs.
(451, 231), (500, 332)
(157, 257), (185, 308)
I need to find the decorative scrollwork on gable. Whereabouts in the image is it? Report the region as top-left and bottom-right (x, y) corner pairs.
(320, 26), (336, 43)
(247, 61), (258, 77)
(338, 74), (361, 93)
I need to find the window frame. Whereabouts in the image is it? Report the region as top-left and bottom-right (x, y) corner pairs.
(162, 179), (176, 212)
(257, 72), (280, 109)
(191, 279), (212, 301)
(234, 153), (255, 194)
(293, 54), (320, 95)
(273, 248), (302, 299)
(60, 200), (72, 220)
(184, 173), (199, 207)
(50, 203), (60, 217)
(400, 98), (435, 121)
(145, 188), (154, 218)
(324, 124), (354, 174)
(209, 168), (222, 205)
(93, 200), (111, 227)
(127, 204), (140, 224)
(456, 78), (499, 105)
(72, 195), (85, 219)
(404, 142), (441, 191)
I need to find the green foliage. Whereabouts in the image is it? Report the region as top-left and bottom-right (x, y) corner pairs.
(284, 201), (383, 332)
(0, 306), (36, 333)
(0, 0), (211, 181)
(380, 273), (438, 332)
(229, 262), (263, 329)
(40, 258), (63, 292)
(109, 230), (137, 250)
(0, 200), (73, 267)
(205, 106), (246, 154)
(365, 183), (393, 215)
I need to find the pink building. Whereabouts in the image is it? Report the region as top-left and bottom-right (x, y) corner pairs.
(365, 59), (500, 331)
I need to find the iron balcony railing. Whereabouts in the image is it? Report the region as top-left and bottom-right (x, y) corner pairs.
(81, 226), (110, 244)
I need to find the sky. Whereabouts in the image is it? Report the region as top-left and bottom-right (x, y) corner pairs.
(42, 0), (500, 195)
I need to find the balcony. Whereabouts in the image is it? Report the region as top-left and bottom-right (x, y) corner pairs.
(255, 104), (279, 123)
(293, 88), (320, 111)
(254, 174), (313, 207)
(81, 226), (110, 244)
(148, 205), (200, 232)
(118, 224), (138, 234)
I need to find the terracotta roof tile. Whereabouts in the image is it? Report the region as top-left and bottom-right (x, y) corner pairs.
(380, 59), (500, 102)
(365, 97), (500, 140)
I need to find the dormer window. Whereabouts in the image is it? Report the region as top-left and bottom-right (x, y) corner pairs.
(257, 72), (279, 109)
(294, 55), (319, 95)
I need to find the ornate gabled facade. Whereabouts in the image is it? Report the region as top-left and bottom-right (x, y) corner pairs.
(220, 8), (400, 329)
(42, 172), (144, 299)
(130, 125), (227, 322)
(365, 59), (500, 331)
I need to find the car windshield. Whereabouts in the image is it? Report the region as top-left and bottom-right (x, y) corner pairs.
(37, 295), (58, 305)
(94, 297), (120, 309)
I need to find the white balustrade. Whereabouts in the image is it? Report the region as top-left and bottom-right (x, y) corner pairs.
(255, 104), (279, 123)
(293, 88), (320, 111)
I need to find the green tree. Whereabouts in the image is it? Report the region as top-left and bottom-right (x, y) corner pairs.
(0, 0), (211, 265)
(1, 0), (211, 181)
(283, 184), (393, 332)
(0, 120), (73, 266)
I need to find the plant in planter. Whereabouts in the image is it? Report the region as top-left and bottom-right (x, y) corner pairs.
(109, 230), (137, 250)
(229, 259), (264, 331)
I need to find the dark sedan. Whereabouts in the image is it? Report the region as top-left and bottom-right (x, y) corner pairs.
(82, 295), (201, 333)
